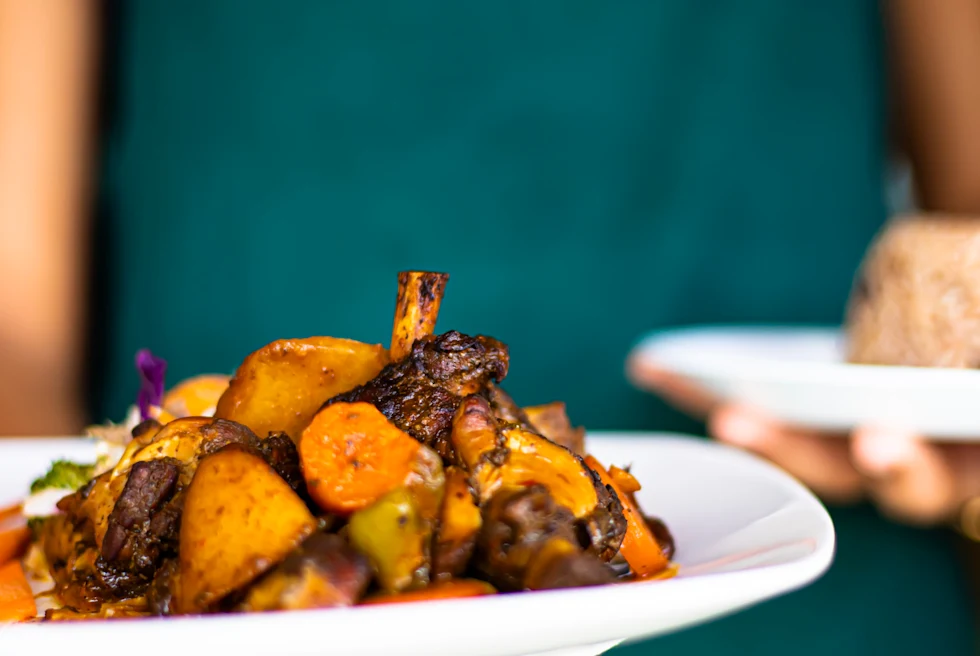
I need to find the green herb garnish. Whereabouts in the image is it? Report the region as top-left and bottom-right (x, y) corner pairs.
(29, 460), (95, 494)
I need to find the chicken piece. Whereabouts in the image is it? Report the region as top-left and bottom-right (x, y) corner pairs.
(579, 475), (628, 562)
(475, 485), (615, 591)
(524, 402), (586, 456)
(486, 383), (533, 427)
(487, 386), (586, 457)
(40, 504), (107, 612)
(451, 395), (626, 561)
(327, 331), (509, 462)
(238, 533), (372, 612)
(390, 271), (449, 362)
(523, 536), (618, 591)
(257, 432), (306, 498)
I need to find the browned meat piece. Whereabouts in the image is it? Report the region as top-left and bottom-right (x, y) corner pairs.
(146, 558), (178, 616)
(328, 330), (509, 462)
(644, 515), (675, 561)
(451, 394), (626, 561)
(132, 418), (163, 440)
(198, 419), (261, 456)
(475, 485), (576, 590)
(237, 533), (372, 612)
(475, 485), (616, 591)
(258, 432), (305, 496)
(524, 402), (586, 456)
(485, 383), (533, 427)
(199, 421), (306, 498)
(101, 458), (181, 572)
(579, 473), (627, 562)
(486, 387), (586, 457)
(523, 539), (617, 590)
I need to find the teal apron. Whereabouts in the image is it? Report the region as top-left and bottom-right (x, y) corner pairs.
(90, 1), (975, 653)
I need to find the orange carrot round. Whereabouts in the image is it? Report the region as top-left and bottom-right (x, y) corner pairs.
(0, 561), (37, 621)
(585, 455), (668, 577)
(300, 402), (422, 515)
(361, 579), (495, 605)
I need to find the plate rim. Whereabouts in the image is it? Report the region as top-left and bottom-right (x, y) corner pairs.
(627, 323), (980, 389)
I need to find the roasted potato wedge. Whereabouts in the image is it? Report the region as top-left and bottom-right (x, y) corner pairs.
(176, 446), (316, 614)
(432, 467), (482, 581)
(214, 337), (389, 441)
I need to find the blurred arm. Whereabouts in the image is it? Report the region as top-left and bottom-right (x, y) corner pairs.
(0, 0), (97, 435)
(886, 0), (980, 212)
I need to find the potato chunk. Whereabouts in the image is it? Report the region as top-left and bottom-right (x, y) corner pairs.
(175, 446), (316, 614)
(214, 337), (389, 441)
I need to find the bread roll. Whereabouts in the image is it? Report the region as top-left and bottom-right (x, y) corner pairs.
(845, 214), (980, 368)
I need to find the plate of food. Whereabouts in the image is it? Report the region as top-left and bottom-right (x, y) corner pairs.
(0, 272), (834, 656)
(628, 217), (980, 440)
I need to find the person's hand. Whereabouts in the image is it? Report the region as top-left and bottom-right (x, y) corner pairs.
(633, 365), (980, 527)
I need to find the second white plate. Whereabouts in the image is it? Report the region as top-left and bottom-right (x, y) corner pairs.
(628, 325), (980, 441)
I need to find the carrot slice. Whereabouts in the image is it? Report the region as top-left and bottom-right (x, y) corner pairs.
(361, 579), (495, 605)
(0, 527), (30, 567)
(300, 402), (423, 515)
(585, 455), (668, 577)
(0, 561), (37, 622)
(608, 465), (641, 495)
(0, 504), (22, 524)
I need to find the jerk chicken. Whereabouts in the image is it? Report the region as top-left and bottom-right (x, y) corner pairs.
(327, 330), (509, 463)
(15, 271), (674, 622)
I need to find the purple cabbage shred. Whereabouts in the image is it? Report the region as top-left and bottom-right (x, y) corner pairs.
(135, 349), (167, 421)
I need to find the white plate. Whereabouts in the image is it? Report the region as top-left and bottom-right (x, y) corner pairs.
(0, 433), (834, 656)
(628, 325), (980, 440)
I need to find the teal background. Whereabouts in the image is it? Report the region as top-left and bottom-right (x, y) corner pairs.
(88, 1), (975, 653)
